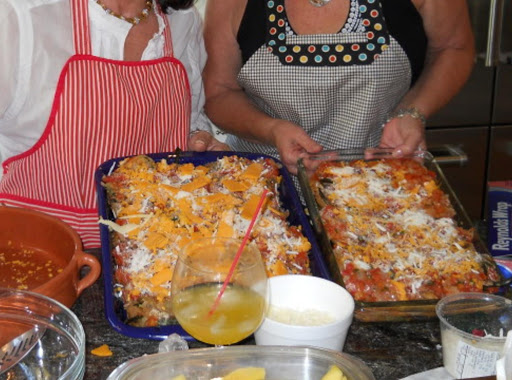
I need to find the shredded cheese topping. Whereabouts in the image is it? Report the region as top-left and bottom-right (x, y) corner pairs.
(312, 158), (498, 302)
(101, 155), (312, 327)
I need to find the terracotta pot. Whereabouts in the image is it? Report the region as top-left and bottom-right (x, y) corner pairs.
(0, 206), (101, 307)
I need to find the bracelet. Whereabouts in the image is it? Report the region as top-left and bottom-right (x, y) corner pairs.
(189, 130), (203, 137)
(387, 107), (427, 127)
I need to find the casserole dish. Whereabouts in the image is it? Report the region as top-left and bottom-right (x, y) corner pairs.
(95, 150), (330, 339)
(297, 147), (506, 322)
(0, 206), (101, 308)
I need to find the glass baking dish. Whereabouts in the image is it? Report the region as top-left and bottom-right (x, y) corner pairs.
(297, 147), (508, 322)
(95, 150), (331, 339)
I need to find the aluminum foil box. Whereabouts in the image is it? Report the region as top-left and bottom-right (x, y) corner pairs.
(488, 181), (512, 256)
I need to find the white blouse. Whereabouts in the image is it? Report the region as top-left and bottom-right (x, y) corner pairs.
(0, 0), (212, 176)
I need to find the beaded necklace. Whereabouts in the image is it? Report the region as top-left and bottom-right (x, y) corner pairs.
(93, 0), (153, 25)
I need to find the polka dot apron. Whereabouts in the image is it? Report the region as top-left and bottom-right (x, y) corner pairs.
(227, 0), (412, 161)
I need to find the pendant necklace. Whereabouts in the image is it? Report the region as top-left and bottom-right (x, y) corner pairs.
(93, 0), (153, 25)
(309, 0), (332, 7)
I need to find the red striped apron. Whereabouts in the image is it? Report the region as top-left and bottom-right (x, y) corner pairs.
(0, 0), (190, 249)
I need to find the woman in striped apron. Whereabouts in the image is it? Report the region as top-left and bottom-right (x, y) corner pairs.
(203, 0), (474, 175)
(0, 0), (227, 248)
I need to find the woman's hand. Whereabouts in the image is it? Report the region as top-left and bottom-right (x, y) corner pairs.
(271, 120), (323, 175)
(385, 0), (474, 155)
(380, 115), (426, 156)
(188, 131), (230, 152)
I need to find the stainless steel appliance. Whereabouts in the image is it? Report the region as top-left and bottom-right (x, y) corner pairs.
(426, 0), (512, 221)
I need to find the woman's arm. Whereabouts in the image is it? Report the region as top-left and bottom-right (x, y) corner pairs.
(203, 0), (275, 144)
(203, 0), (321, 173)
(169, 6), (229, 151)
(380, 0), (475, 155)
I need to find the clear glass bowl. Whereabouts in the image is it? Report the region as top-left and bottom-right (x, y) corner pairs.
(107, 345), (375, 380)
(0, 288), (85, 379)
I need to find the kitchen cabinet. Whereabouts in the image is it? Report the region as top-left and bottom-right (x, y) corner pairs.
(425, 0), (512, 221)
(426, 127), (488, 222)
(488, 125), (512, 181)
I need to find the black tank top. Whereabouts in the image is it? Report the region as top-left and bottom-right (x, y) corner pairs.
(237, 0), (427, 86)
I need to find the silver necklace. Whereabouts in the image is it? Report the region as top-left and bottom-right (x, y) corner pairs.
(309, 0), (332, 7)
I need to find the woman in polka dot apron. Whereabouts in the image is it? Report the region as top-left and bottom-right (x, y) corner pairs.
(203, 0), (474, 174)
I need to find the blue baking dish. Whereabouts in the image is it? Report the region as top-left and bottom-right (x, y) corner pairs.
(95, 150), (331, 340)
(497, 263), (512, 292)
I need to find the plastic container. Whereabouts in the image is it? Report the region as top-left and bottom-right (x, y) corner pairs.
(254, 274), (354, 351)
(0, 288), (85, 379)
(436, 292), (512, 379)
(107, 345), (375, 380)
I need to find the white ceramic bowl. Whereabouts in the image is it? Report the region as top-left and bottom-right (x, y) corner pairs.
(254, 274), (354, 351)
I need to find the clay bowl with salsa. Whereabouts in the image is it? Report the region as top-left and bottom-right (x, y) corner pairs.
(0, 206), (101, 307)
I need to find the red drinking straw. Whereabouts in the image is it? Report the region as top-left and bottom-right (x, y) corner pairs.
(208, 188), (269, 316)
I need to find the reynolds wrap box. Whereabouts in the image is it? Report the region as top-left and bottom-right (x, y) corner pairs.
(487, 181), (512, 256)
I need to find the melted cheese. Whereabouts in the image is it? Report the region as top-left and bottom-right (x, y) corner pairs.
(314, 158), (489, 302)
(101, 155), (313, 327)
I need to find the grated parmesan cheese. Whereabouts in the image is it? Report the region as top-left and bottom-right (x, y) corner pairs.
(267, 305), (336, 326)
(311, 158), (500, 302)
(100, 155), (313, 327)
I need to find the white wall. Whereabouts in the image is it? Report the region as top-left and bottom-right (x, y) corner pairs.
(195, 0), (206, 18)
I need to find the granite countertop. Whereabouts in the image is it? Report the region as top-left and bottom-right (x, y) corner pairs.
(73, 252), (444, 380)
